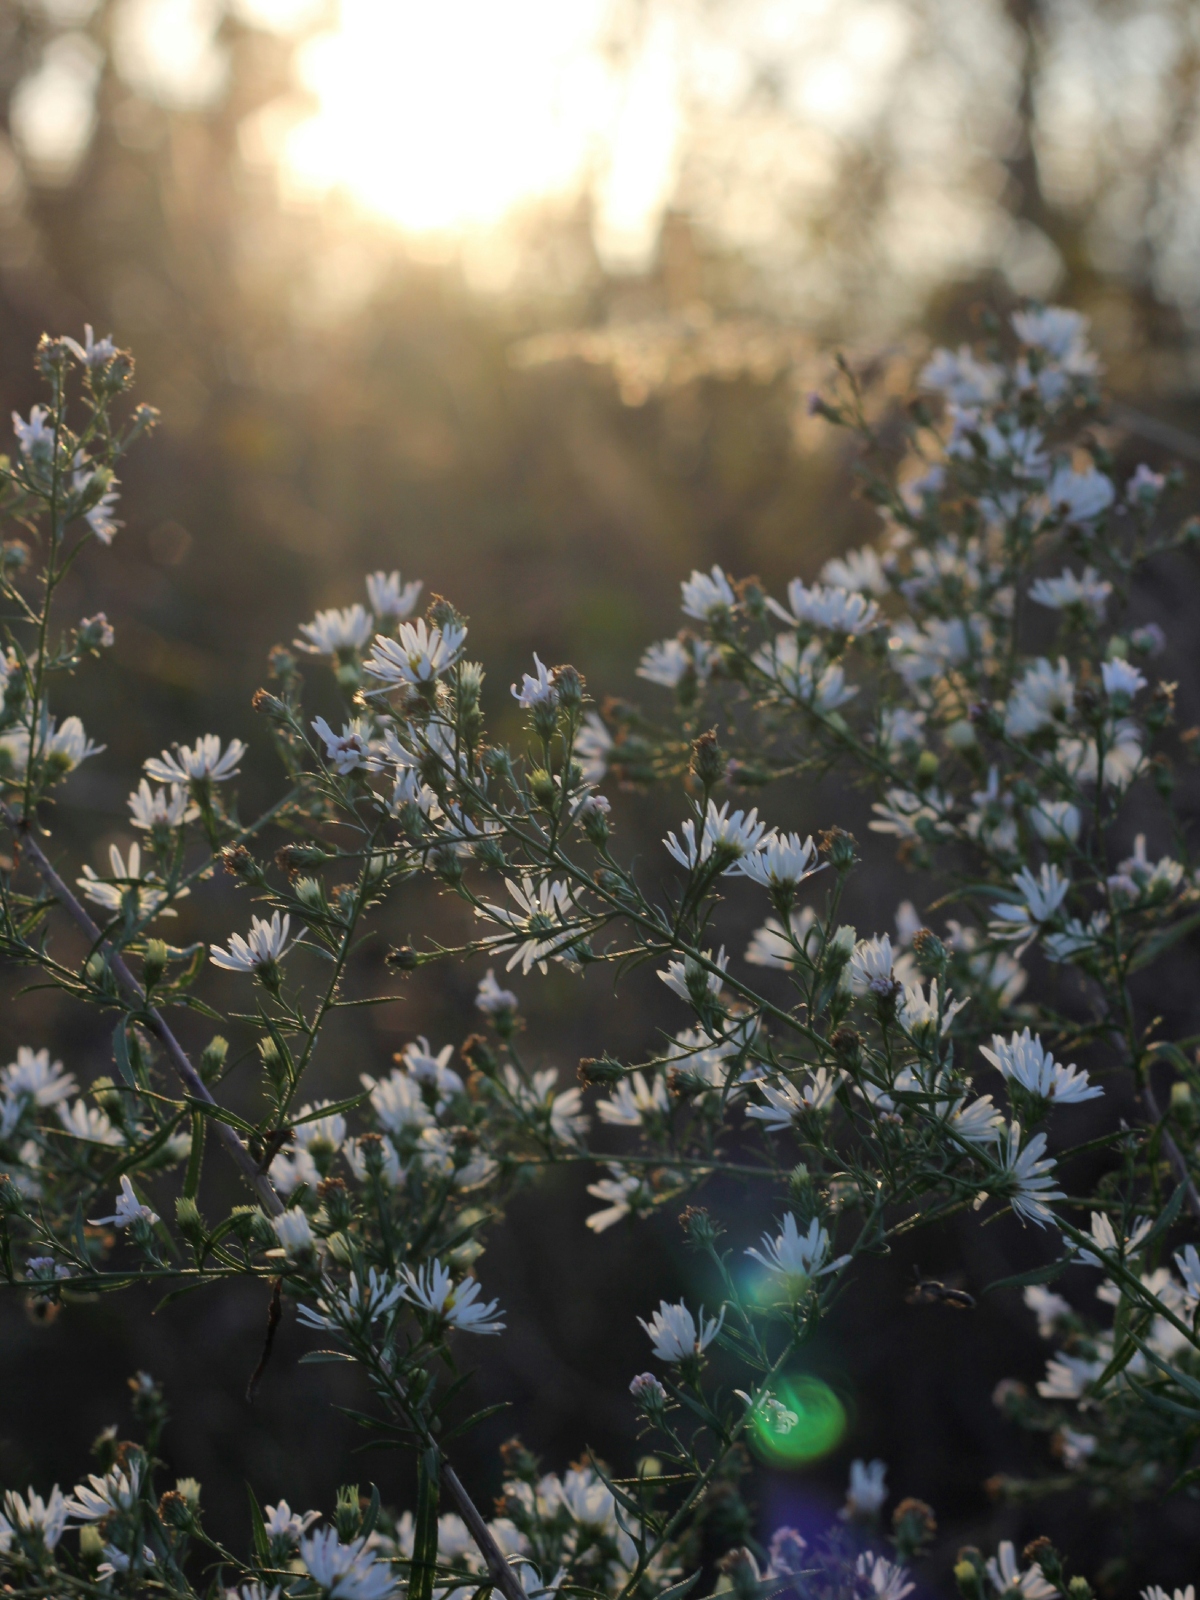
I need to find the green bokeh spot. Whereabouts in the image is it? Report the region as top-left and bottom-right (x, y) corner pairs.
(748, 1375), (847, 1467)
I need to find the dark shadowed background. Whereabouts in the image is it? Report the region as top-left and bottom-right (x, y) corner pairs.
(2, 1), (1200, 1592)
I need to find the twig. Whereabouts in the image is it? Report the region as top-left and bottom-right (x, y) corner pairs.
(441, 1461), (526, 1600)
(246, 1277), (283, 1402)
(1142, 1078), (1200, 1224)
(4, 811), (283, 1216)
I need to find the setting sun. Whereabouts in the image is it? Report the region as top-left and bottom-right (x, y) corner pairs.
(274, 0), (680, 261)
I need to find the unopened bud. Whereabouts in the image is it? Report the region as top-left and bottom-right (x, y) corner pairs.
(819, 828), (859, 871)
(552, 664), (584, 710)
(175, 1196), (204, 1241)
(689, 729), (725, 789)
(912, 928), (946, 971)
(528, 768), (557, 808)
(142, 938), (168, 988)
(199, 1035), (228, 1084)
(386, 945), (420, 970)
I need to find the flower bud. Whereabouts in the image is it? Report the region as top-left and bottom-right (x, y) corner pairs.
(336, 1483), (363, 1541)
(578, 1054), (624, 1086)
(199, 1035), (228, 1084)
(528, 767), (557, 808)
(275, 842), (332, 873)
(175, 1195), (204, 1242)
(629, 1373), (668, 1415)
(689, 729), (725, 790)
(386, 944), (420, 970)
(142, 938), (168, 988)
(552, 663), (584, 711)
(912, 928), (946, 972)
(78, 612), (114, 650)
(819, 828), (859, 871)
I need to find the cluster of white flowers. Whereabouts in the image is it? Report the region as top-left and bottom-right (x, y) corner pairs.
(3, 313), (1199, 1600)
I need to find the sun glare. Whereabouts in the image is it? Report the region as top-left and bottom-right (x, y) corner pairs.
(277, 0), (681, 263)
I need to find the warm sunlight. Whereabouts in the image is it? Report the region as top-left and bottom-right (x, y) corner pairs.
(275, 0), (682, 264)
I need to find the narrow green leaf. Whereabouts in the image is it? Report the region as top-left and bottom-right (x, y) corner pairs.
(360, 1484), (382, 1542)
(298, 1350), (358, 1365)
(657, 1574), (702, 1600)
(410, 1448), (440, 1600)
(113, 1020), (136, 1090)
(184, 1111), (205, 1200)
(183, 1098), (260, 1138)
(983, 1259), (1068, 1295)
(246, 1484), (271, 1567)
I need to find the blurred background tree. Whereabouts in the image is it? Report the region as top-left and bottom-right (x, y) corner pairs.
(2, 0), (1200, 1591)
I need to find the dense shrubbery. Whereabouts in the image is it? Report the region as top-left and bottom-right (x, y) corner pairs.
(1, 310), (1198, 1600)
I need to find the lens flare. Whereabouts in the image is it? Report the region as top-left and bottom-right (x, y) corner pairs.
(748, 1375), (846, 1467)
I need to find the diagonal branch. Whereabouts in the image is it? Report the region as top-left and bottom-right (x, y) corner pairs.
(4, 810), (283, 1216)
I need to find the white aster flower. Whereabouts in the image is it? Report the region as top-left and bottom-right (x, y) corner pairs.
(1012, 306), (1091, 359)
(878, 706), (927, 751)
(301, 1527), (399, 1599)
(680, 564), (735, 621)
(597, 1071), (669, 1126)
(920, 345), (1002, 405)
(842, 1458), (888, 1518)
(856, 1553), (914, 1600)
(476, 968), (518, 1016)
(65, 1459), (142, 1522)
(127, 778), (194, 830)
(1070, 1210), (1153, 1268)
(1024, 1284), (1073, 1338)
(989, 864), (1070, 950)
(1174, 1243), (1200, 1303)
(312, 716), (370, 774)
(991, 1123), (1064, 1227)
(746, 1070), (842, 1131)
(1127, 464), (1166, 502)
(1101, 658), (1146, 699)
(264, 1500), (321, 1545)
(1029, 565), (1111, 620)
(295, 604), (374, 656)
(849, 934), (897, 996)
(2, 1485), (67, 1550)
(735, 831), (822, 891)
(366, 570), (422, 620)
(478, 877), (581, 974)
(1004, 657), (1074, 738)
(293, 1101), (348, 1156)
(145, 734), (246, 787)
(821, 545), (888, 594)
(768, 580), (879, 636)
(296, 1268), (405, 1332)
(945, 1094), (1005, 1146)
(89, 1175), (157, 1229)
(753, 632), (858, 710)
(271, 1207), (316, 1262)
(363, 618), (467, 687)
(898, 978), (968, 1038)
(4, 1047), (75, 1108)
(869, 787), (953, 841)
(637, 635), (716, 688)
(1045, 465), (1114, 525)
(12, 405), (53, 459)
(585, 1164), (645, 1232)
(658, 946), (727, 1002)
(63, 324), (117, 366)
(400, 1259), (504, 1335)
(58, 1100), (123, 1146)
(210, 911), (297, 974)
(981, 1028), (1101, 1105)
(746, 1213), (845, 1287)
(362, 1068), (433, 1133)
(986, 1540), (1057, 1600)
(78, 841), (182, 921)
(638, 1299), (725, 1362)
(1027, 799), (1080, 846)
(512, 653), (557, 708)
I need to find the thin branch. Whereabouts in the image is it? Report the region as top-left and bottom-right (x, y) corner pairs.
(1142, 1078), (1200, 1224)
(4, 810), (283, 1216)
(441, 1461), (526, 1600)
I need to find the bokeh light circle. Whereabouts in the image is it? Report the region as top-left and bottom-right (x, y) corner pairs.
(748, 1375), (847, 1467)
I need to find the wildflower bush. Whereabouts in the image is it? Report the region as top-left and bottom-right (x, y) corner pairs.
(1, 309), (1199, 1600)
